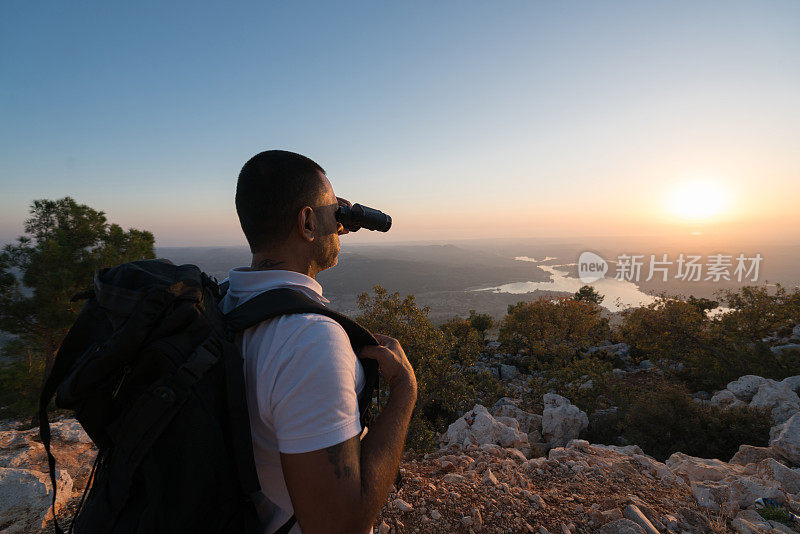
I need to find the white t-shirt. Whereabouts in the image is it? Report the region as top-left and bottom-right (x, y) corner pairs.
(219, 268), (366, 534)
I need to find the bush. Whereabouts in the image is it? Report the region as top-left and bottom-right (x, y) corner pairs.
(619, 288), (800, 392)
(357, 286), (488, 452)
(0, 351), (44, 421)
(543, 356), (613, 414)
(621, 381), (771, 462)
(499, 297), (609, 371)
(717, 284), (800, 343)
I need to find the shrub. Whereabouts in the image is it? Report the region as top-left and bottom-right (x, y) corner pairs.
(0, 346), (45, 421)
(545, 356), (613, 414)
(358, 286), (488, 452)
(622, 381), (770, 462)
(499, 297), (609, 371)
(716, 284), (800, 343)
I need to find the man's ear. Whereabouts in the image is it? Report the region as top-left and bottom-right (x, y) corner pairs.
(297, 206), (316, 243)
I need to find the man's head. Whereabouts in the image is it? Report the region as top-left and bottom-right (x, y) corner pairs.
(236, 150), (345, 275)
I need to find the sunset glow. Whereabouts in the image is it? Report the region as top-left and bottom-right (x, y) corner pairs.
(666, 181), (731, 222)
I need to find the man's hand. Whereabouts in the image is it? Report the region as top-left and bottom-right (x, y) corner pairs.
(336, 197), (351, 236)
(359, 334), (417, 392)
(282, 333), (416, 534)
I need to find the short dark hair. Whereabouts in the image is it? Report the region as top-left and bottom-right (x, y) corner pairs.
(235, 150), (326, 252)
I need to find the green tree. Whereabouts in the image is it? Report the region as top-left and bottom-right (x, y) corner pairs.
(574, 285), (604, 305)
(467, 309), (493, 340)
(0, 197), (155, 386)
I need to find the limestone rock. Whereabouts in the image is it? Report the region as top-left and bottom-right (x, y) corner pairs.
(770, 413), (800, 466)
(771, 344), (800, 355)
(781, 375), (800, 394)
(492, 403), (542, 434)
(675, 507), (713, 533)
(50, 419), (92, 444)
(709, 389), (746, 409)
(543, 393), (571, 409)
(542, 395), (588, 448)
(0, 467), (73, 533)
(666, 452), (747, 483)
(749, 380), (800, 424)
(730, 509), (773, 533)
(439, 404), (529, 449)
(752, 457), (800, 494)
(599, 518), (646, 534)
(621, 505), (659, 534)
(727, 375), (768, 403)
(392, 498), (413, 512)
(592, 444), (645, 456)
(730, 444), (787, 466)
(500, 364), (519, 380)
(690, 475), (785, 512)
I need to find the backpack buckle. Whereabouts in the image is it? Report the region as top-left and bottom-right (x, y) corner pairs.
(173, 342), (220, 389)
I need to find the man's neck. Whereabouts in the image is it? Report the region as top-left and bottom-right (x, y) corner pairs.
(250, 253), (317, 279)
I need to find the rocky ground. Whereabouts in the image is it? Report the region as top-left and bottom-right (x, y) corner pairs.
(4, 327), (800, 532)
(4, 398), (800, 533)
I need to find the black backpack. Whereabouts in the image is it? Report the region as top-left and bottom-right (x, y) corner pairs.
(39, 259), (380, 534)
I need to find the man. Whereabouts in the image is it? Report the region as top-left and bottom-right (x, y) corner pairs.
(219, 150), (417, 534)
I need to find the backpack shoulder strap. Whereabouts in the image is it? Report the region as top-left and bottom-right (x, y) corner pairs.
(224, 287), (377, 348)
(223, 287), (380, 423)
(224, 287), (383, 534)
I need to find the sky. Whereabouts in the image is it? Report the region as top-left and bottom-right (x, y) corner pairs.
(1, 1), (798, 247)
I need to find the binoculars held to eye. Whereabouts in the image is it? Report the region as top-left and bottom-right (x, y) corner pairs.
(335, 204), (392, 233)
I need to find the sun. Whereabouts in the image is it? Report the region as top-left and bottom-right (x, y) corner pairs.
(666, 180), (730, 221)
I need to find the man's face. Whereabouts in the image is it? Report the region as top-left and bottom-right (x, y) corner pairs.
(312, 174), (347, 272)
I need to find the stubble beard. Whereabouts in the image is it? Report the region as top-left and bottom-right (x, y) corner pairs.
(314, 232), (339, 273)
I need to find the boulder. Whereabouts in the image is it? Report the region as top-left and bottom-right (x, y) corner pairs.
(666, 452), (747, 483)
(727, 375), (768, 403)
(675, 507), (713, 533)
(770, 413), (800, 466)
(749, 380), (800, 424)
(730, 510), (773, 534)
(492, 403), (542, 434)
(0, 467), (73, 533)
(599, 519), (645, 534)
(439, 405), (528, 449)
(592, 444), (645, 456)
(493, 396), (521, 410)
(752, 457), (800, 494)
(0, 420), (97, 491)
(690, 475), (785, 513)
(730, 445), (787, 466)
(621, 504), (659, 534)
(542, 395), (588, 448)
(771, 344), (800, 355)
(781, 376), (800, 394)
(495, 416), (520, 431)
(499, 364), (519, 380)
(0, 429), (44, 469)
(50, 420), (92, 444)
(543, 393), (571, 409)
(578, 379), (594, 390)
(709, 389), (746, 409)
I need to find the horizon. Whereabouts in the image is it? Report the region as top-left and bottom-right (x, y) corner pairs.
(2, 2), (799, 247)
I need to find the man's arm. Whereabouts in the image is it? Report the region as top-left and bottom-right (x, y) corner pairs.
(280, 334), (417, 534)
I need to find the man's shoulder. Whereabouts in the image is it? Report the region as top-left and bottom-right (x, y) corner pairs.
(268, 312), (353, 350)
